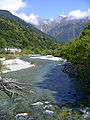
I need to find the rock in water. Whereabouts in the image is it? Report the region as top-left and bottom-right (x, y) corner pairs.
(15, 113), (28, 120)
(44, 110), (54, 114)
(31, 102), (43, 106)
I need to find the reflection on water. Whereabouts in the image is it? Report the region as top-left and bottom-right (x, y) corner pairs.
(37, 65), (83, 106)
(0, 56), (89, 119)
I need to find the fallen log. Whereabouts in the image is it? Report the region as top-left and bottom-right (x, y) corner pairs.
(0, 77), (34, 98)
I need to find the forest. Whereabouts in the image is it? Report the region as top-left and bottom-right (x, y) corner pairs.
(0, 15), (61, 55)
(62, 22), (90, 68)
(0, 10), (90, 120)
(61, 22), (90, 94)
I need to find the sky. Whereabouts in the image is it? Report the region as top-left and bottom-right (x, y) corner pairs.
(0, 0), (90, 24)
(18, 0), (90, 18)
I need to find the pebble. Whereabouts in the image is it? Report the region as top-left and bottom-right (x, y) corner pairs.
(83, 112), (90, 118)
(44, 101), (49, 104)
(80, 107), (90, 119)
(15, 113), (28, 119)
(43, 105), (52, 109)
(44, 110), (54, 114)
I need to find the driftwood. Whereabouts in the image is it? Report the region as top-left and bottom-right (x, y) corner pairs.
(0, 78), (34, 98)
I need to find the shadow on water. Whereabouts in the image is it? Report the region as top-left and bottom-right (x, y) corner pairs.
(37, 64), (84, 107)
(1, 57), (89, 119)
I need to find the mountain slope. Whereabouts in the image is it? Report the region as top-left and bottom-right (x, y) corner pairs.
(30, 15), (89, 43)
(0, 10), (55, 41)
(62, 22), (90, 94)
(47, 18), (89, 43)
(34, 15), (66, 33)
(0, 11), (60, 55)
(62, 22), (90, 67)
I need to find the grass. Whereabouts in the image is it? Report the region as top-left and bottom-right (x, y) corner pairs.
(0, 54), (16, 60)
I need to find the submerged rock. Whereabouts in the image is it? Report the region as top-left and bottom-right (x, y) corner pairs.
(44, 101), (49, 104)
(15, 113), (28, 120)
(83, 111), (90, 119)
(44, 110), (54, 114)
(31, 102), (43, 106)
(43, 105), (52, 109)
(80, 107), (90, 119)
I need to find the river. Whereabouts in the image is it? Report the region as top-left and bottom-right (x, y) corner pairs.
(0, 56), (89, 120)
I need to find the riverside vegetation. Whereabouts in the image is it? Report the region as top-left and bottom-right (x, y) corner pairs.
(61, 22), (90, 95)
(0, 10), (90, 120)
(0, 10), (61, 56)
(0, 10), (89, 98)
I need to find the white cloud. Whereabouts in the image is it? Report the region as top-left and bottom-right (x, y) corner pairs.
(68, 8), (90, 20)
(0, 0), (26, 12)
(59, 15), (67, 18)
(15, 12), (39, 25)
(0, 0), (89, 25)
(0, 0), (39, 25)
(15, 9), (90, 25)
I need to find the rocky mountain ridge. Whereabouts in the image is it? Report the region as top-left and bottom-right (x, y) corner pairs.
(31, 15), (90, 42)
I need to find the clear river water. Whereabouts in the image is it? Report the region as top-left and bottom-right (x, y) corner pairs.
(0, 56), (89, 120)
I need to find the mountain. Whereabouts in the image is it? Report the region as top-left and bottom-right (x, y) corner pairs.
(34, 15), (66, 33)
(0, 10), (60, 55)
(31, 15), (90, 43)
(0, 10), (55, 41)
(47, 18), (89, 43)
(62, 21), (90, 67)
(2, 10), (89, 43)
(62, 22), (90, 94)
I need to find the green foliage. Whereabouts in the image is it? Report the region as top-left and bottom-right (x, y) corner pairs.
(0, 49), (11, 54)
(0, 14), (61, 55)
(0, 60), (3, 71)
(61, 23), (90, 93)
(0, 49), (6, 54)
(62, 22), (90, 68)
(6, 50), (11, 54)
(0, 37), (6, 48)
(0, 10), (54, 41)
(5, 54), (16, 60)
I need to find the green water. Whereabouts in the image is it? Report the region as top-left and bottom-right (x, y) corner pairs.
(0, 57), (58, 119)
(0, 56), (90, 120)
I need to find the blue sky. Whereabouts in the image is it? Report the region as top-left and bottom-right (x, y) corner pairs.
(0, 0), (90, 24)
(18, 0), (90, 18)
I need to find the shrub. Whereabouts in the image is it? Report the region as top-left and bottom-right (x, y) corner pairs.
(30, 61), (36, 64)
(5, 55), (16, 60)
(0, 60), (3, 71)
(0, 49), (6, 54)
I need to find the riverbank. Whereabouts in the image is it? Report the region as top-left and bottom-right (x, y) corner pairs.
(2, 58), (35, 73)
(0, 56), (90, 120)
(0, 55), (66, 73)
(63, 62), (90, 99)
(30, 55), (66, 61)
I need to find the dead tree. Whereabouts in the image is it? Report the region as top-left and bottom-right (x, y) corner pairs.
(0, 77), (34, 99)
